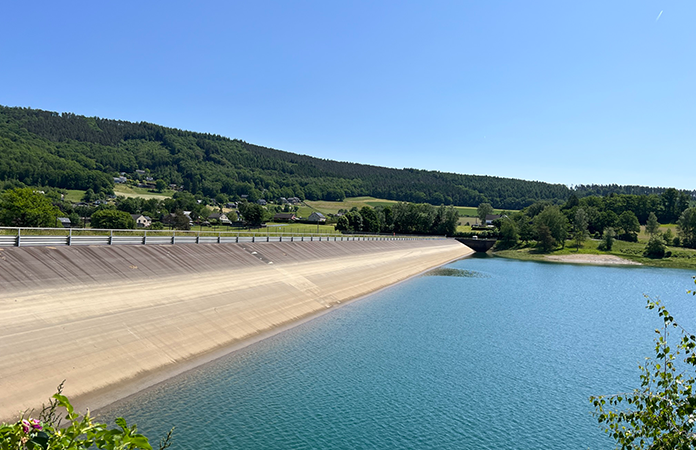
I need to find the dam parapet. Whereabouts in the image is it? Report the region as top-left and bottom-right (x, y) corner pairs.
(0, 226), (443, 249)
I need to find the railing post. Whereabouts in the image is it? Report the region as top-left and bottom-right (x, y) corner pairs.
(172, 231), (175, 245)
(218, 233), (221, 244)
(16, 228), (21, 247)
(236, 234), (239, 243)
(109, 229), (113, 245)
(197, 232), (200, 244)
(143, 230), (147, 245)
(67, 228), (72, 246)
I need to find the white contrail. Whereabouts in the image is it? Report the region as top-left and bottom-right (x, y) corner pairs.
(656, 10), (663, 21)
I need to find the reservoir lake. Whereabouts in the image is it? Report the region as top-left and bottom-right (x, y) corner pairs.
(99, 256), (696, 449)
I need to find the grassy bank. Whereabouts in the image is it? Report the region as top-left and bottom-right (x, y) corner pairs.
(494, 240), (696, 270)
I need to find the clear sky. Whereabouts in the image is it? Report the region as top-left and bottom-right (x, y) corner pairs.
(1, 1), (694, 190)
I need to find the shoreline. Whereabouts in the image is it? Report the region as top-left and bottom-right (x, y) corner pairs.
(493, 250), (648, 267)
(0, 239), (472, 422)
(543, 254), (641, 265)
(90, 250), (471, 418)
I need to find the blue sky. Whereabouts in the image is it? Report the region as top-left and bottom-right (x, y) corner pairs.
(1, 1), (694, 190)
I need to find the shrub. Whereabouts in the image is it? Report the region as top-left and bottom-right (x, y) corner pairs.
(644, 235), (666, 259)
(0, 384), (172, 450)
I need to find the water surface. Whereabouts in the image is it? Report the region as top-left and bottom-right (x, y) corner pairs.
(100, 256), (696, 449)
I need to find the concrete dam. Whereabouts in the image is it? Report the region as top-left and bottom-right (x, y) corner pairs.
(0, 239), (472, 421)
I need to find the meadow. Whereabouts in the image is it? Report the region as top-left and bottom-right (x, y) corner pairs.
(495, 224), (696, 270)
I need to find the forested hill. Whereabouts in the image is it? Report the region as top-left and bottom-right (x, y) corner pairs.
(0, 106), (692, 209)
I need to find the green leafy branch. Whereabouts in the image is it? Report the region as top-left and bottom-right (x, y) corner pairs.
(590, 276), (696, 449)
(0, 382), (173, 450)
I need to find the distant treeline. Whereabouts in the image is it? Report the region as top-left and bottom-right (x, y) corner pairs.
(1, 105), (694, 209)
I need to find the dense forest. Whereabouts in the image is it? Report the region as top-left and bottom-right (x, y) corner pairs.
(1, 105), (693, 209)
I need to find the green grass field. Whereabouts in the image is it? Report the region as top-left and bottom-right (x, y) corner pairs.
(637, 223), (680, 241)
(113, 184), (175, 200)
(494, 236), (696, 270)
(305, 197), (514, 219)
(303, 197), (399, 215)
(63, 189), (87, 202)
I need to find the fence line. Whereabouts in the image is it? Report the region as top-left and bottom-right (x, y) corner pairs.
(0, 227), (443, 248)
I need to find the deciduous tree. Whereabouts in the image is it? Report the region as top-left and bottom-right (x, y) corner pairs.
(646, 211), (659, 237)
(534, 205), (568, 250)
(597, 227), (616, 251)
(0, 188), (61, 227)
(477, 203), (494, 225)
(536, 224), (555, 252)
(155, 179), (167, 192)
(678, 208), (696, 249)
(360, 206), (380, 233)
(572, 208), (589, 250)
(617, 211), (640, 242)
(433, 205), (459, 236)
(90, 209), (136, 229)
(497, 218), (519, 249)
(238, 202), (265, 226)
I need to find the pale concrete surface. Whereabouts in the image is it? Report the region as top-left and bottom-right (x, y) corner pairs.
(0, 240), (471, 421)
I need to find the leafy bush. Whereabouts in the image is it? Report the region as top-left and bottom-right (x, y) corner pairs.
(0, 384), (172, 450)
(90, 209), (136, 230)
(644, 235), (667, 259)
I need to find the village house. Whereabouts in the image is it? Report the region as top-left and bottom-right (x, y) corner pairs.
(485, 214), (502, 225)
(57, 217), (72, 228)
(208, 213), (232, 225)
(273, 213), (297, 222)
(307, 212), (326, 223)
(131, 214), (152, 228)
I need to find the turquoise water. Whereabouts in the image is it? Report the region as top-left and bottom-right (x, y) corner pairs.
(99, 256), (696, 449)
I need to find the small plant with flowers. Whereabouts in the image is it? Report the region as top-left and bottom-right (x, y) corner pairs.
(0, 383), (172, 450)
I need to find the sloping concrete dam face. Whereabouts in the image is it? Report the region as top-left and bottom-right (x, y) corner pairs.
(0, 239), (471, 421)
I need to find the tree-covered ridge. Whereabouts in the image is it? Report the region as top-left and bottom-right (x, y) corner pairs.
(1, 105), (693, 209)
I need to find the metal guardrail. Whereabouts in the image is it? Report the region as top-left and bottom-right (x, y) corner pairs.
(0, 227), (443, 248)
